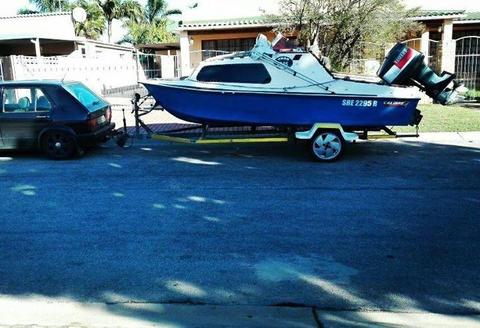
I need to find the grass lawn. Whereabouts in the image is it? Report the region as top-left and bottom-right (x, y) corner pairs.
(394, 104), (480, 133)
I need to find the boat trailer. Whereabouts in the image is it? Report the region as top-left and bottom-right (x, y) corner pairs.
(120, 93), (420, 162)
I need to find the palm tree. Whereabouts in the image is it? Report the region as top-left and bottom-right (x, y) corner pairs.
(121, 0), (143, 23)
(71, 0), (106, 40)
(122, 0), (181, 45)
(17, 8), (40, 14)
(96, 0), (142, 43)
(29, 0), (69, 12)
(144, 0), (181, 24)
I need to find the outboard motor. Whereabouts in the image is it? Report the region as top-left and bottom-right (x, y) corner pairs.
(378, 43), (463, 104)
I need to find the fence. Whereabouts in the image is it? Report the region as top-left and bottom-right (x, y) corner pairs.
(137, 52), (181, 79)
(137, 50), (230, 79)
(341, 36), (479, 102)
(455, 36), (480, 101)
(5, 54), (142, 94)
(345, 39), (442, 78)
(346, 42), (387, 77)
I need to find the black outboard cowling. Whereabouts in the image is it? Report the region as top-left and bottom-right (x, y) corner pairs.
(378, 43), (460, 105)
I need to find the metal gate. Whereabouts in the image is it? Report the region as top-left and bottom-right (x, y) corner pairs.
(455, 36), (480, 101)
(137, 52), (181, 79)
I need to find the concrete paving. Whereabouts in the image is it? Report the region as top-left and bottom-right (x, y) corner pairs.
(317, 310), (480, 327)
(0, 296), (317, 327)
(0, 131), (479, 327)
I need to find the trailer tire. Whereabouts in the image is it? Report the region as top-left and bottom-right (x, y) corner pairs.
(310, 130), (344, 162)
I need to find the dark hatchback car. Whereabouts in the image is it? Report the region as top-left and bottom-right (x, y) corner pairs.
(0, 80), (115, 159)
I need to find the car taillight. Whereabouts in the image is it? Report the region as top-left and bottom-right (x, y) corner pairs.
(87, 118), (98, 130)
(105, 107), (112, 122)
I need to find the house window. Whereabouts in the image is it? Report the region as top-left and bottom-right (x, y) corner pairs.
(202, 38), (256, 60)
(196, 63), (271, 84)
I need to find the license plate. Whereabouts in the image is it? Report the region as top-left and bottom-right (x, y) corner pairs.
(97, 115), (106, 124)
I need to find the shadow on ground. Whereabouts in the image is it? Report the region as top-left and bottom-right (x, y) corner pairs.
(0, 139), (479, 326)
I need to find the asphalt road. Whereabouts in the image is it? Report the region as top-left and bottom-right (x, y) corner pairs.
(0, 134), (479, 324)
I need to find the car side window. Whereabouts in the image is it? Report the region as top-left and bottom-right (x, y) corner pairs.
(1, 87), (51, 113)
(2, 88), (32, 113)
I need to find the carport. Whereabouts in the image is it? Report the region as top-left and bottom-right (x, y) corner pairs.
(0, 36), (77, 57)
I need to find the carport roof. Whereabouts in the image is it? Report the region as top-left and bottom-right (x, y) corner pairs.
(0, 35), (79, 42)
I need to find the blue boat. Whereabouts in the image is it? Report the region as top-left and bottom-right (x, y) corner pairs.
(141, 35), (463, 161)
(142, 83), (420, 127)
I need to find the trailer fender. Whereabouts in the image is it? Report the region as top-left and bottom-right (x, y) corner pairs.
(295, 123), (358, 142)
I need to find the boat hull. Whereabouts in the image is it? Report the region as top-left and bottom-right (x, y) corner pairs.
(143, 83), (420, 127)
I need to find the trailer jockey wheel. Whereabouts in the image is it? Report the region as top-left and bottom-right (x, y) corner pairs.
(310, 130), (344, 162)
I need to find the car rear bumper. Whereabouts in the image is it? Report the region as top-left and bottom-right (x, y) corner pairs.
(77, 123), (116, 145)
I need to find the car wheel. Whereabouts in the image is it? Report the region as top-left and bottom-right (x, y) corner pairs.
(41, 130), (77, 160)
(310, 130), (344, 162)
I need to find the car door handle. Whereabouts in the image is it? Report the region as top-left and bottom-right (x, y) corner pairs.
(35, 115), (49, 119)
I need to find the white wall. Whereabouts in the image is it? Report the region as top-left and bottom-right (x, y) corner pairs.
(0, 13), (75, 40)
(9, 54), (146, 93)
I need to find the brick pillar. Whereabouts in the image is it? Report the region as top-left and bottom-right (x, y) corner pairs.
(179, 31), (192, 76)
(420, 30), (430, 64)
(441, 19), (456, 73)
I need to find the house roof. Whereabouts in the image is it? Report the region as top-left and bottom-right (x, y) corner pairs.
(455, 12), (480, 24)
(412, 10), (466, 21)
(178, 10), (478, 32)
(178, 16), (276, 31)
(0, 11), (72, 20)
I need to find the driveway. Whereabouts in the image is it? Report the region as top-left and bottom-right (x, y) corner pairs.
(0, 133), (479, 324)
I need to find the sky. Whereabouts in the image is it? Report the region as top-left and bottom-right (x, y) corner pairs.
(1, 0), (479, 42)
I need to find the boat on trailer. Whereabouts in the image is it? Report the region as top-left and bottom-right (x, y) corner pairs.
(140, 34), (464, 161)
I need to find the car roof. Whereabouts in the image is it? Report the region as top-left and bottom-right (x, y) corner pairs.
(0, 80), (80, 87)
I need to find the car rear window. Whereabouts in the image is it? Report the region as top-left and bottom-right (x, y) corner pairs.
(64, 83), (107, 111)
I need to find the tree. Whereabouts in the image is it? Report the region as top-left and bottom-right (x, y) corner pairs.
(122, 0), (181, 45)
(144, 0), (181, 24)
(17, 8), (40, 14)
(70, 0), (106, 39)
(123, 19), (177, 45)
(96, 0), (143, 43)
(273, 0), (421, 70)
(29, 0), (69, 12)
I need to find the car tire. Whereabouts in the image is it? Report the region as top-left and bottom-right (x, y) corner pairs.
(41, 130), (77, 160)
(310, 130), (345, 162)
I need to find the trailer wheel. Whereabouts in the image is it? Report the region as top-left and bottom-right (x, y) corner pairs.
(310, 130), (344, 162)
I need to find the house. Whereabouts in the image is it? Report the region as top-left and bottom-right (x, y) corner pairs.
(176, 10), (480, 82)
(177, 17), (278, 75)
(0, 12), (140, 92)
(0, 12), (134, 58)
